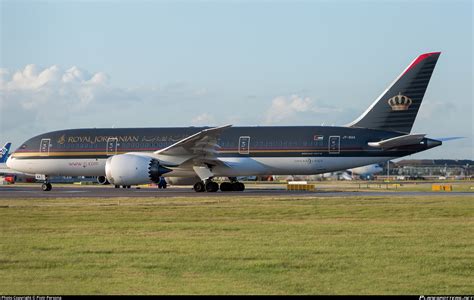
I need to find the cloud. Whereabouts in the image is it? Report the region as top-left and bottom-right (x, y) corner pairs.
(0, 64), (225, 149)
(0, 65), (141, 143)
(192, 113), (215, 125)
(1, 64), (112, 112)
(418, 100), (456, 120)
(264, 94), (339, 124)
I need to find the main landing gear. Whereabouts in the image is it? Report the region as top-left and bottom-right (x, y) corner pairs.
(193, 179), (245, 193)
(220, 181), (245, 192)
(193, 181), (218, 193)
(115, 185), (131, 189)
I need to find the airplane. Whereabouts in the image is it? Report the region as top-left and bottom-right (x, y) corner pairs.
(342, 163), (384, 180)
(0, 142), (11, 163)
(0, 142), (15, 183)
(0, 142), (36, 184)
(7, 52), (444, 192)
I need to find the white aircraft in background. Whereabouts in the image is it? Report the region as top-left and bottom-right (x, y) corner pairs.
(342, 163), (384, 180)
(0, 142), (11, 164)
(320, 163), (384, 180)
(1, 143), (16, 183)
(0, 142), (35, 184)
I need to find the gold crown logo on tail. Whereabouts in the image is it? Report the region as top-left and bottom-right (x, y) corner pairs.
(388, 93), (412, 111)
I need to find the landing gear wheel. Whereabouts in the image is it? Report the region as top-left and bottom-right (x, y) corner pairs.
(42, 183), (52, 191)
(193, 181), (205, 192)
(232, 182), (245, 191)
(115, 185), (120, 188)
(219, 182), (232, 192)
(205, 181), (219, 192)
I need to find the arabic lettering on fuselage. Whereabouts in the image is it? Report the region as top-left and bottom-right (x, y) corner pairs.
(62, 135), (187, 145)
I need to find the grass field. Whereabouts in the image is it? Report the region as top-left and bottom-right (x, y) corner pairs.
(0, 195), (473, 294)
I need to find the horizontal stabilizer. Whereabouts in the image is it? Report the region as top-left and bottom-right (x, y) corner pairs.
(368, 134), (426, 149)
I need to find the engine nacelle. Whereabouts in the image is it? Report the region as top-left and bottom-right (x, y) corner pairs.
(105, 154), (172, 186)
(96, 176), (110, 185)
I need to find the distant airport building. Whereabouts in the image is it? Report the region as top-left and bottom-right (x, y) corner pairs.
(386, 159), (473, 178)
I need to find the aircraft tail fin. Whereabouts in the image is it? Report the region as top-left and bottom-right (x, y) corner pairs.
(0, 142), (12, 163)
(347, 52), (441, 133)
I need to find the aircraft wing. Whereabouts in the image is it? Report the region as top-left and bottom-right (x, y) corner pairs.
(153, 124), (232, 167)
(368, 134), (426, 149)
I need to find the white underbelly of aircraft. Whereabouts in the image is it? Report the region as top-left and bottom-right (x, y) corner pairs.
(9, 156), (393, 177)
(9, 158), (107, 176)
(213, 156), (393, 176)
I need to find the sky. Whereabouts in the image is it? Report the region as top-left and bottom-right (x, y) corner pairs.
(0, 0), (472, 159)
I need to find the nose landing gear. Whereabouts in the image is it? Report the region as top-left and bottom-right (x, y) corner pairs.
(41, 182), (52, 191)
(40, 175), (52, 191)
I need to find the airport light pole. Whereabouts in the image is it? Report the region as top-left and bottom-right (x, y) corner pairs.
(387, 160), (390, 181)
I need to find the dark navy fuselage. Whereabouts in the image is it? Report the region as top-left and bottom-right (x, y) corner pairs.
(12, 126), (437, 160)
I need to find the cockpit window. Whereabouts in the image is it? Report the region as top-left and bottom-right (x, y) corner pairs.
(21, 144), (27, 149)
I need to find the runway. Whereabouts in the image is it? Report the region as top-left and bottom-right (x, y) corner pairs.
(0, 184), (471, 198)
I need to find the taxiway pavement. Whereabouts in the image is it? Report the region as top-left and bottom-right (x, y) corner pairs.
(0, 185), (470, 199)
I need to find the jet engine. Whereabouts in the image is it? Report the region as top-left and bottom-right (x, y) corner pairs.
(105, 154), (172, 186)
(96, 176), (109, 185)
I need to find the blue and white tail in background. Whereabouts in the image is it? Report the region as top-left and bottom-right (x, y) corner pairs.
(0, 143), (12, 163)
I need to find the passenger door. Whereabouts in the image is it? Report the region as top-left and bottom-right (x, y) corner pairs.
(238, 136), (250, 155)
(328, 136), (340, 154)
(106, 137), (118, 156)
(39, 138), (51, 156)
